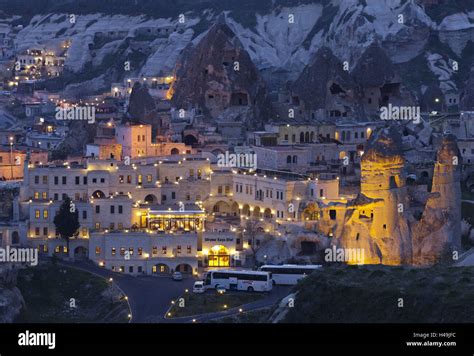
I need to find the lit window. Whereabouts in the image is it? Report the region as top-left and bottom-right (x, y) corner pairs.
(43, 210), (48, 219)
(35, 210), (40, 219)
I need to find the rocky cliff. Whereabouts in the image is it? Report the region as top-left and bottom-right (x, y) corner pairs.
(3, 1), (474, 104)
(0, 264), (25, 323)
(170, 22), (272, 129)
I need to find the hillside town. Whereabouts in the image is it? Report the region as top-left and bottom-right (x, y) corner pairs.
(0, 1), (473, 341)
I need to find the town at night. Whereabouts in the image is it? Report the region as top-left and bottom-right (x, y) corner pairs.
(0, 0), (473, 352)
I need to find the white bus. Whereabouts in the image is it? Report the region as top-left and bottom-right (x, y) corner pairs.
(203, 270), (272, 292)
(259, 264), (322, 285)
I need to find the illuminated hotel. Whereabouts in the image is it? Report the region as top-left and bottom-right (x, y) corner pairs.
(17, 144), (334, 274)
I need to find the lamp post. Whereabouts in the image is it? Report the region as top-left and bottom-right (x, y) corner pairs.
(9, 136), (13, 179)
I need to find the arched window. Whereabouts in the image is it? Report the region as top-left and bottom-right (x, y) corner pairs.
(287, 155), (292, 164)
(293, 155), (297, 164)
(12, 231), (19, 245)
(300, 132), (304, 142)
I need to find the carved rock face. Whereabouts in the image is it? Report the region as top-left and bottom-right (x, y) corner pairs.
(170, 22), (271, 129)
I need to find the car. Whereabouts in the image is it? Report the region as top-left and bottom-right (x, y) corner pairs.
(216, 286), (226, 295)
(193, 281), (205, 293)
(172, 272), (183, 281)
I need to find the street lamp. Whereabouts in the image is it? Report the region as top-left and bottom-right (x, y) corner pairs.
(9, 136), (13, 180)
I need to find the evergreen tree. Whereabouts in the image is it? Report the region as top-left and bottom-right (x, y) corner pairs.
(53, 196), (80, 256)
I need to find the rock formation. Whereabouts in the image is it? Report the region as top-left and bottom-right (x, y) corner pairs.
(169, 21), (272, 129)
(291, 46), (355, 113)
(316, 126), (461, 266)
(412, 134), (462, 264)
(0, 264), (25, 323)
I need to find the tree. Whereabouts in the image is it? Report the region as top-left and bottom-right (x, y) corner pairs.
(242, 218), (264, 268)
(53, 196), (80, 257)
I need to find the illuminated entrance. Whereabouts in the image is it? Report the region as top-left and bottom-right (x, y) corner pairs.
(208, 245), (230, 267)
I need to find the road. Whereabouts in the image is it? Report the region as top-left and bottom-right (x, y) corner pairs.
(163, 286), (292, 323)
(58, 260), (290, 323)
(58, 260), (195, 323)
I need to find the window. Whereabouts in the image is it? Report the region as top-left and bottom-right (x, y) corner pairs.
(177, 245), (181, 254)
(118, 205), (123, 214)
(75, 176), (80, 185)
(112, 248), (116, 255)
(152, 246), (158, 256)
(138, 248), (143, 256)
(95, 222), (100, 230)
(162, 246), (167, 255)
(138, 266), (142, 273)
(54, 176), (58, 185)
(42, 176), (48, 184)
(95, 246), (101, 255)
(147, 174), (152, 183)
(187, 246), (192, 254)
(35, 227), (40, 236)
(43, 210), (48, 219)
(54, 193), (59, 200)
(120, 247), (125, 256)
(110, 206), (115, 214)
(96, 205), (100, 214)
(119, 175), (124, 183)
(129, 266), (133, 273)
(34, 176), (39, 184)
(43, 227), (48, 236)
(34, 192), (39, 199)
(171, 192), (176, 199)
(129, 247), (134, 256)
(62, 176), (67, 185)
(82, 210), (87, 219)
(320, 189), (324, 197)
(35, 210), (40, 219)
(82, 228), (87, 237)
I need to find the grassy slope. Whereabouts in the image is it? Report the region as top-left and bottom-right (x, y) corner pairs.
(284, 265), (474, 323)
(16, 262), (129, 323)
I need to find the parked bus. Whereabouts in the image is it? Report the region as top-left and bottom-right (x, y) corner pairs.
(204, 270), (272, 292)
(259, 264), (322, 285)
